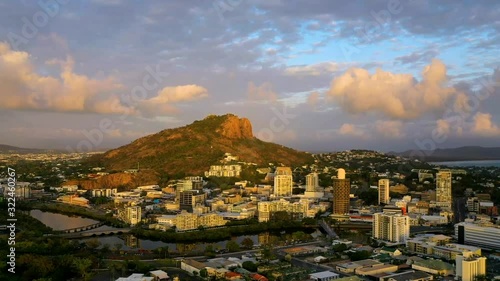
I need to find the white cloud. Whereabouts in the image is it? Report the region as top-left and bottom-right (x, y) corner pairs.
(327, 59), (461, 119)
(285, 62), (340, 76)
(472, 112), (500, 136)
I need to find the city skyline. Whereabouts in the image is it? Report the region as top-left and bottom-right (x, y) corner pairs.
(0, 1), (499, 153)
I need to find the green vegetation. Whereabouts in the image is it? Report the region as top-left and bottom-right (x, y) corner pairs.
(131, 219), (315, 244)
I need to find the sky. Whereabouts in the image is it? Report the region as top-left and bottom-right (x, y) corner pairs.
(0, 0), (499, 153)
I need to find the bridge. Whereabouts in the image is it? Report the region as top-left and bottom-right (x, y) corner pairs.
(58, 228), (132, 239)
(60, 222), (106, 234)
(319, 219), (339, 239)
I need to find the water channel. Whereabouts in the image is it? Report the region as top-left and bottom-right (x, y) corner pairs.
(30, 210), (292, 255)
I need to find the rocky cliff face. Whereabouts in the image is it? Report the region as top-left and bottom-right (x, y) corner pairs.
(216, 115), (253, 139)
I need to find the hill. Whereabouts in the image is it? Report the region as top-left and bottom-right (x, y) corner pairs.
(0, 144), (47, 153)
(390, 146), (500, 162)
(89, 114), (313, 175)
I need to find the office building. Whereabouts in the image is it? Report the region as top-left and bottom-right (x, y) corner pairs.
(455, 222), (500, 251)
(179, 190), (207, 212)
(378, 179), (390, 205)
(332, 169), (350, 215)
(456, 253), (487, 281)
(273, 167), (293, 196)
(436, 170), (452, 210)
(373, 212), (410, 244)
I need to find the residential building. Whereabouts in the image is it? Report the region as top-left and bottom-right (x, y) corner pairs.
(456, 222), (500, 251)
(306, 172), (319, 192)
(181, 259), (206, 276)
(205, 165), (242, 177)
(378, 179), (390, 205)
(456, 253), (487, 281)
(436, 170), (452, 210)
(175, 211), (199, 231)
(273, 167), (293, 196)
(257, 199), (309, 222)
(373, 212), (410, 244)
(333, 169), (350, 215)
(174, 211), (226, 231)
(309, 271), (339, 281)
(115, 273), (153, 281)
(117, 206), (142, 225)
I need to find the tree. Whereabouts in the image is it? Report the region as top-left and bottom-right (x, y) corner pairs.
(284, 254), (292, 262)
(72, 258), (93, 281)
(200, 268), (208, 278)
(474, 275), (488, 281)
(226, 240), (240, 252)
(114, 243), (123, 253)
(85, 238), (101, 251)
(242, 261), (258, 272)
(241, 237), (254, 249)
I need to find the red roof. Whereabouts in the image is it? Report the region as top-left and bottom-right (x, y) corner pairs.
(225, 272), (242, 278)
(251, 273), (269, 281)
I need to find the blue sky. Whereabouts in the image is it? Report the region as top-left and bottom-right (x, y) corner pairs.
(0, 0), (499, 153)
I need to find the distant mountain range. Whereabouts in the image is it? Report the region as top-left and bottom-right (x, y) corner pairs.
(0, 144), (48, 153)
(87, 114), (314, 175)
(390, 146), (500, 162)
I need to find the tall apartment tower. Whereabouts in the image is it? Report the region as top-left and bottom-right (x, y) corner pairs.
(332, 168), (350, 215)
(273, 167), (293, 196)
(436, 170), (452, 209)
(378, 179), (390, 205)
(305, 172), (319, 192)
(372, 212), (410, 244)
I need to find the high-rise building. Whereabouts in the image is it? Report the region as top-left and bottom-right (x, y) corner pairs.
(378, 179), (390, 205)
(456, 253), (487, 281)
(179, 190), (207, 212)
(332, 169), (350, 215)
(306, 172), (319, 192)
(373, 212), (410, 244)
(273, 167), (293, 196)
(436, 170), (452, 209)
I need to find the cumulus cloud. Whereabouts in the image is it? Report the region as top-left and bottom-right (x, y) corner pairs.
(435, 119), (452, 136)
(137, 85), (208, 117)
(375, 120), (404, 138)
(248, 82), (278, 102)
(327, 59), (461, 119)
(339, 123), (366, 137)
(307, 91), (320, 107)
(472, 112), (500, 136)
(0, 42), (127, 114)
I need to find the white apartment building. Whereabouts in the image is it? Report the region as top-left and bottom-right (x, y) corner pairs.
(273, 167), (293, 196)
(118, 206), (142, 225)
(257, 199), (309, 222)
(204, 165), (242, 177)
(378, 179), (390, 205)
(456, 253), (487, 281)
(373, 212), (410, 244)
